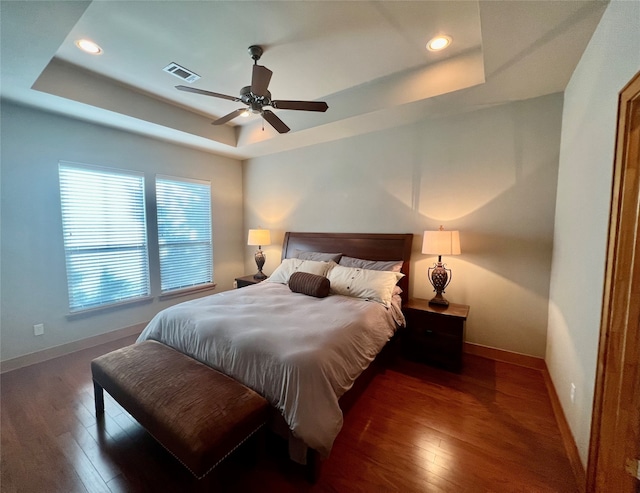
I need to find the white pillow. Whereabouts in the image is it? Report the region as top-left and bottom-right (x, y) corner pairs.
(267, 259), (333, 284)
(327, 264), (404, 307)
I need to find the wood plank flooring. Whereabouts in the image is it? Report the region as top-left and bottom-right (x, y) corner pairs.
(1, 336), (578, 492)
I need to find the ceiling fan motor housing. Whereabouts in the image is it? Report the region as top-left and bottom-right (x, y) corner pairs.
(240, 85), (271, 112)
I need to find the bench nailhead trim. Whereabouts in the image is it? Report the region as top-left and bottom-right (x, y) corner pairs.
(140, 419), (266, 481)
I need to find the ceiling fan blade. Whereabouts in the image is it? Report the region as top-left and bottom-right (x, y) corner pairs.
(212, 108), (248, 125)
(271, 100), (329, 112)
(175, 85), (240, 102)
(262, 110), (290, 134)
(251, 65), (273, 97)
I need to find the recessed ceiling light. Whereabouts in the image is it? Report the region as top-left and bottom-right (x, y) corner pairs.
(426, 35), (452, 52)
(75, 39), (103, 55)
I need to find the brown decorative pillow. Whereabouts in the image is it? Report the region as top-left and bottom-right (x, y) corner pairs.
(288, 271), (330, 298)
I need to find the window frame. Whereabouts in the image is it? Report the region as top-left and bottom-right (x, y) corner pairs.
(155, 174), (214, 295)
(58, 161), (151, 314)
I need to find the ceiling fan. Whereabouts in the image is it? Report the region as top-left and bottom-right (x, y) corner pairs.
(176, 45), (328, 134)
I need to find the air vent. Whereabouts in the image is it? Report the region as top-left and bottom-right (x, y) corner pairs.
(163, 62), (200, 83)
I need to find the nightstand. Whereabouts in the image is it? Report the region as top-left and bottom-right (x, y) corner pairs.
(402, 298), (470, 372)
(235, 275), (264, 288)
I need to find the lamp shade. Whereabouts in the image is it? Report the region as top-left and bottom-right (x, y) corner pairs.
(247, 229), (271, 246)
(422, 229), (461, 255)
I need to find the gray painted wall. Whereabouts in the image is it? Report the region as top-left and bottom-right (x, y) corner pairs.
(244, 93), (563, 358)
(0, 102), (244, 362)
(547, 0), (640, 466)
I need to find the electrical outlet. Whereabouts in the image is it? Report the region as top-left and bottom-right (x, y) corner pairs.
(33, 323), (44, 336)
(570, 383), (576, 403)
(233, 280), (238, 289)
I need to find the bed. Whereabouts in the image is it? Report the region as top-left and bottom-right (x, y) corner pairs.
(137, 232), (413, 464)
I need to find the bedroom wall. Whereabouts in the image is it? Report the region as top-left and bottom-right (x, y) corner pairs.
(0, 102), (244, 363)
(547, 0), (640, 467)
(243, 92), (563, 358)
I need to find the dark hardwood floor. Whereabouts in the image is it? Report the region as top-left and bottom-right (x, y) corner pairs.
(1, 336), (578, 492)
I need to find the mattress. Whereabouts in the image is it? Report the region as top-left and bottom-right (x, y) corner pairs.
(137, 281), (402, 457)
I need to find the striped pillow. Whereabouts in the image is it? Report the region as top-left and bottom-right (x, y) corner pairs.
(288, 271), (330, 298)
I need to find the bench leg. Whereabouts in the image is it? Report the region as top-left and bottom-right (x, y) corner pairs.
(93, 379), (105, 416)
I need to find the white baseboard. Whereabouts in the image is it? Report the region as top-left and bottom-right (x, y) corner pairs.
(0, 323), (147, 374)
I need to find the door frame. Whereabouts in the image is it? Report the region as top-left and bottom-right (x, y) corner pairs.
(587, 70), (640, 491)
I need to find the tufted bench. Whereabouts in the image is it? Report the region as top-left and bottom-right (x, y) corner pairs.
(91, 340), (269, 483)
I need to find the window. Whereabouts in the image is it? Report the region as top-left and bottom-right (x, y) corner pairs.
(156, 176), (212, 292)
(59, 162), (150, 312)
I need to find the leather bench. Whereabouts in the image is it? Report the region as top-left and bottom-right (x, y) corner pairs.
(91, 340), (269, 482)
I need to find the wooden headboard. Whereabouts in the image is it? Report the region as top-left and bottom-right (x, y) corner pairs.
(281, 232), (413, 305)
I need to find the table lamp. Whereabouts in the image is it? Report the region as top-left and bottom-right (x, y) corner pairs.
(422, 226), (461, 306)
(247, 229), (271, 280)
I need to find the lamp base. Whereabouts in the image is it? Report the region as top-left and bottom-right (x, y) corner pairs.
(253, 248), (267, 280)
(428, 260), (451, 306)
(429, 293), (449, 306)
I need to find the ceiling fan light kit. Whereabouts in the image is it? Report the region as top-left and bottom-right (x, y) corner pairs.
(175, 45), (328, 134)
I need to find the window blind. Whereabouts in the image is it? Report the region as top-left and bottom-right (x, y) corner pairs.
(59, 163), (150, 311)
(156, 176), (212, 292)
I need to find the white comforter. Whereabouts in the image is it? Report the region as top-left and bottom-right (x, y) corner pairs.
(137, 281), (401, 456)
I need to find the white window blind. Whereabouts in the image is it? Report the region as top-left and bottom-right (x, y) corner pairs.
(59, 163), (150, 311)
(156, 176), (212, 292)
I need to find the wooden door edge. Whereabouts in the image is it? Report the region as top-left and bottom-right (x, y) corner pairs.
(587, 70), (640, 491)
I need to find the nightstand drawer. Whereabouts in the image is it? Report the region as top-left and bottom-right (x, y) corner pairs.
(408, 325), (461, 344)
(404, 327), (461, 358)
(405, 311), (463, 337)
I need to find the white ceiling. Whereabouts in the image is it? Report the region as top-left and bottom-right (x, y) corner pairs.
(0, 1), (607, 159)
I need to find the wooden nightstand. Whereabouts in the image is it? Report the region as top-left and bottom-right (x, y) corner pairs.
(235, 275), (264, 288)
(402, 298), (470, 372)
